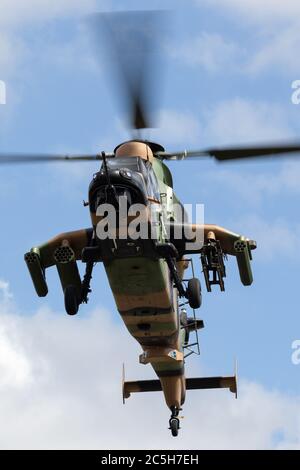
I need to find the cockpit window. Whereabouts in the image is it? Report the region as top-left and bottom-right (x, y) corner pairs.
(102, 156), (160, 201)
(105, 157), (141, 171)
(142, 160), (160, 201)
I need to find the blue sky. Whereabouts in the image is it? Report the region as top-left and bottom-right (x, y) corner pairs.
(1, 0), (300, 449)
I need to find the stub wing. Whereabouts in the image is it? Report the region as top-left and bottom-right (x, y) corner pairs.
(167, 222), (256, 289)
(24, 228), (93, 298)
(123, 370), (238, 401)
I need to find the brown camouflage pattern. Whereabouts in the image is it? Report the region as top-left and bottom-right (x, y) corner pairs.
(25, 141), (252, 412)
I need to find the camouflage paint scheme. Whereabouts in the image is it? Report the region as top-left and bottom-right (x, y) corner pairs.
(25, 141), (253, 413)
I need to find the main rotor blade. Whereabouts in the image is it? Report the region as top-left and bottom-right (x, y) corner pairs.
(0, 153), (114, 164)
(159, 143), (300, 161)
(89, 11), (167, 130)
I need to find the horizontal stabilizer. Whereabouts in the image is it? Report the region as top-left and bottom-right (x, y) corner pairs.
(186, 376), (237, 397)
(123, 374), (237, 401)
(123, 379), (162, 399)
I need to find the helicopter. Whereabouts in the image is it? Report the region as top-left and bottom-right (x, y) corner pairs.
(2, 11), (300, 437)
(22, 137), (257, 438)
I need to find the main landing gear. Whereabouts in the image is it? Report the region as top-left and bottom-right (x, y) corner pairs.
(186, 277), (202, 309)
(169, 406), (181, 437)
(156, 242), (202, 309)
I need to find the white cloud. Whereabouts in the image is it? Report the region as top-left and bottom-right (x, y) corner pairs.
(170, 26), (300, 77)
(0, 281), (300, 449)
(0, 325), (33, 389)
(199, 163), (300, 261)
(0, 281), (32, 389)
(0, 0), (107, 133)
(203, 98), (293, 146)
(208, 161), (300, 207)
(228, 215), (300, 262)
(0, 280), (13, 304)
(170, 32), (243, 72)
(0, 0), (106, 78)
(0, 31), (28, 78)
(200, 164), (300, 259)
(186, 2), (300, 75)
(0, 0), (99, 27)
(247, 26), (300, 74)
(150, 109), (203, 146)
(44, 31), (100, 74)
(201, 0), (300, 26)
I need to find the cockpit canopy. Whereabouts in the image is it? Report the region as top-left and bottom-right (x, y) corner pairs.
(89, 156), (160, 213)
(103, 157), (160, 201)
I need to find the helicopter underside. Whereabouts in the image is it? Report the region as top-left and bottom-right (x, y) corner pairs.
(104, 254), (187, 410)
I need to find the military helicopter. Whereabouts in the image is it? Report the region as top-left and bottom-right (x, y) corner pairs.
(2, 11), (300, 437)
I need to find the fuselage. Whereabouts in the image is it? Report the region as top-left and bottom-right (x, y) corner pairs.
(89, 140), (187, 409)
(24, 139), (249, 421)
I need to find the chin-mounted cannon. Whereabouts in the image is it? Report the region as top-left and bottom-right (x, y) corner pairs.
(200, 231), (226, 292)
(200, 230), (256, 292)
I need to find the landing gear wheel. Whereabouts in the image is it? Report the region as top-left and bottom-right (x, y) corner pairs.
(64, 285), (79, 315)
(186, 278), (202, 309)
(169, 418), (180, 437)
